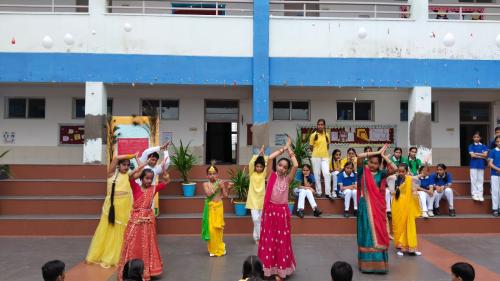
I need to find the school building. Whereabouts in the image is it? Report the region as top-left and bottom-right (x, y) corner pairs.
(1, 0), (500, 167)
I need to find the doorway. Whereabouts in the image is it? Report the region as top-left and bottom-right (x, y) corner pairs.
(205, 100), (239, 164)
(459, 102), (490, 166)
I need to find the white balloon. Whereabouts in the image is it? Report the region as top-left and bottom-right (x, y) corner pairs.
(443, 33), (455, 47)
(91, 30), (97, 35)
(496, 34), (500, 48)
(358, 27), (367, 39)
(124, 23), (133, 32)
(42, 36), (53, 49)
(63, 33), (74, 46)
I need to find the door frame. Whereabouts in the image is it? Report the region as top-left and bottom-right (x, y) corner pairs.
(459, 102), (491, 165)
(204, 99), (240, 165)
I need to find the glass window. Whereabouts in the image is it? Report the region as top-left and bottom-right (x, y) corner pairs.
(27, 99), (45, 118)
(142, 100), (160, 116)
(160, 100), (179, 120)
(8, 98), (26, 118)
(355, 102), (372, 121)
(460, 102), (489, 122)
(337, 102), (353, 120)
(291, 101), (309, 120)
(205, 100), (238, 121)
(107, 99), (113, 116)
(273, 101), (290, 120)
(431, 102), (437, 122)
(400, 101), (408, 122)
(74, 98), (113, 118)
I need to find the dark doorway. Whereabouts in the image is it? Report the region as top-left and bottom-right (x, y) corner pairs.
(459, 102), (490, 166)
(206, 123), (233, 164)
(205, 100), (239, 164)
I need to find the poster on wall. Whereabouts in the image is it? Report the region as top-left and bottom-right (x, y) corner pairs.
(300, 124), (396, 147)
(59, 125), (85, 145)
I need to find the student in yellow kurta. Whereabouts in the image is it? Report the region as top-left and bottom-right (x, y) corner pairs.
(86, 152), (136, 268)
(309, 119), (332, 198)
(340, 147), (358, 169)
(246, 145), (268, 244)
(392, 163), (422, 257)
(202, 164), (233, 257)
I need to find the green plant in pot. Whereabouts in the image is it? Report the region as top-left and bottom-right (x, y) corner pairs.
(170, 141), (197, 197)
(229, 168), (250, 216)
(291, 128), (312, 181)
(0, 150), (11, 179)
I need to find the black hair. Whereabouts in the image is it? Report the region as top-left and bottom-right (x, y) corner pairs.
(148, 152), (160, 160)
(346, 148), (357, 156)
(409, 146), (418, 153)
(343, 161), (355, 170)
(254, 156), (266, 170)
(242, 255), (264, 281)
(495, 126), (500, 132)
(330, 261), (353, 281)
(495, 135), (500, 142)
(314, 119), (330, 143)
(206, 165), (219, 174)
(302, 163), (312, 170)
(272, 157), (291, 173)
(139, 168), (155, 188)
(418, 165), (426, 174)
(331, 149), (341, 168)
(108, 159), (131, 224)
(368, 154), (382, 164)
(364, 146), (372, 153)
(123, 259), (144, 281)
(394, 147), (403, 153)
(394, 163), (409, 200)
(472, 131), (481, 137)
(42, 260), (65, 281)
(434, 163), (450, 184)
(436, 163), (447, 170)
(451, 262), (475, 281)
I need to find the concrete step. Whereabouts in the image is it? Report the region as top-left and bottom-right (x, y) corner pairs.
(0, 213), (499, 236)
(0, 195), (494, 215)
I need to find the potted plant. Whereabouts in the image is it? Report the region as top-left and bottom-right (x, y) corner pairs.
(229, 168), (250, 216)
(291, 128), (312, 181)
(0, 150), (10, 180)
(288, 179), (300, 214)
(171, 141), (198, 197)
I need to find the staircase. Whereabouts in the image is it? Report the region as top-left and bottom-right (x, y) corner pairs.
(0, 165), (499, 236)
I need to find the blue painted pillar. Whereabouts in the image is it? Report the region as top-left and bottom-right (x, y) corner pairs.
(252, 0), (270, 152)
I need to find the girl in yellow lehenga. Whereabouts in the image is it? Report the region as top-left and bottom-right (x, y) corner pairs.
(392, 162), (422, 257)
(86, 153), (136, 268)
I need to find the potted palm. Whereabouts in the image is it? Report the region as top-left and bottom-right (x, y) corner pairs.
(171, 141), (198, 197)
(291, 128), (312, 181)
(0, 150), (10, 179)
(229, 168), (250, 216)
(288, 179), (300, 214)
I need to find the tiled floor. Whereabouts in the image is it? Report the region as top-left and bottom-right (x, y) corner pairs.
(1, 235), (499, 281)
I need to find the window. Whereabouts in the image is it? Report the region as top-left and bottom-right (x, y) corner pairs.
(141, 99), (179, 120)
(400, 101), (437, 122)
(336, 101), (373, 121)
(272, 101), (309, 121)
(6, 98), (45, 119)
(73, 99), (113, 119)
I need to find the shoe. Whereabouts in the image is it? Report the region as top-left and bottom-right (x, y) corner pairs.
(313, 208), (322, 217)
(344, 211), (350, 218)
(396, 251), (404, 256)
(353, 210), (358, 217)
(209, 253), (215, 257)
(387, 212), (392, 220)
(409, 251), (422, 256)
(422, 211), (429, 219)
(493, 210), (499, 217)
(325, 195), (332, 200)
(331, 193), (337, 199)
(472, 195), (478, 201)
(433, 208), (440, 216)
(428, 210), (434, 217)
(314, 194), (322, 198)
(297, 209), (305, 218)
(479, 196), (484, 202)
(449, 209), (456, 217)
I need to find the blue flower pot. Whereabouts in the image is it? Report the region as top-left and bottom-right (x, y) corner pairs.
(234, 202), (248, 216)
(182, 183), (196, 197)
(288, 202), (295, 214)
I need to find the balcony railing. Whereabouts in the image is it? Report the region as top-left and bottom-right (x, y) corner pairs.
(269, 1), (410, 19)
(428, 3), (500, 21)
(106, 0), (253, 16)
(0, 0), (89, 13)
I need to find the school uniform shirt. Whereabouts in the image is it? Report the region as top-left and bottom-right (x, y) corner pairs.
(301, 174), (316, 187)
(488, 147), (500, 176)
(390, 155), (408, 167)
(330, 159), (342, 172)
(407, 157), (422, 176)
(431, 172), (453, 187)
(309, 131), (329, 158)
(419, 176), (433, 190)
(337, 171), (357, 192)
(468, 142), (489, 170)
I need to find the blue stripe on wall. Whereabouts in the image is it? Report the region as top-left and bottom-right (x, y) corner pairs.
(270, 58), (500, 89)
(252, 0), (270, 124)
(0, 52), (253, 85)
(1, 53), (499, 89)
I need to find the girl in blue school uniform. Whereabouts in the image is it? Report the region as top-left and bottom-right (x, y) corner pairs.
(337, 161), (358, 218)
(468, 131), (489, 202)
(416, 166), (435, 218)
(488, 135), (500, 217)
(432, 164), (455, 217)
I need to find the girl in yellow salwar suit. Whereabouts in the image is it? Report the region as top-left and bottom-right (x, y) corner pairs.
(392, 163), (422, 257)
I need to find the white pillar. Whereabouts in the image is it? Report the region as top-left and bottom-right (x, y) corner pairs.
(408, 86), (432, 163)
(83, 82), (107, 163)
(409, 0), (428, 21)
(89, 0), (106, 14)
